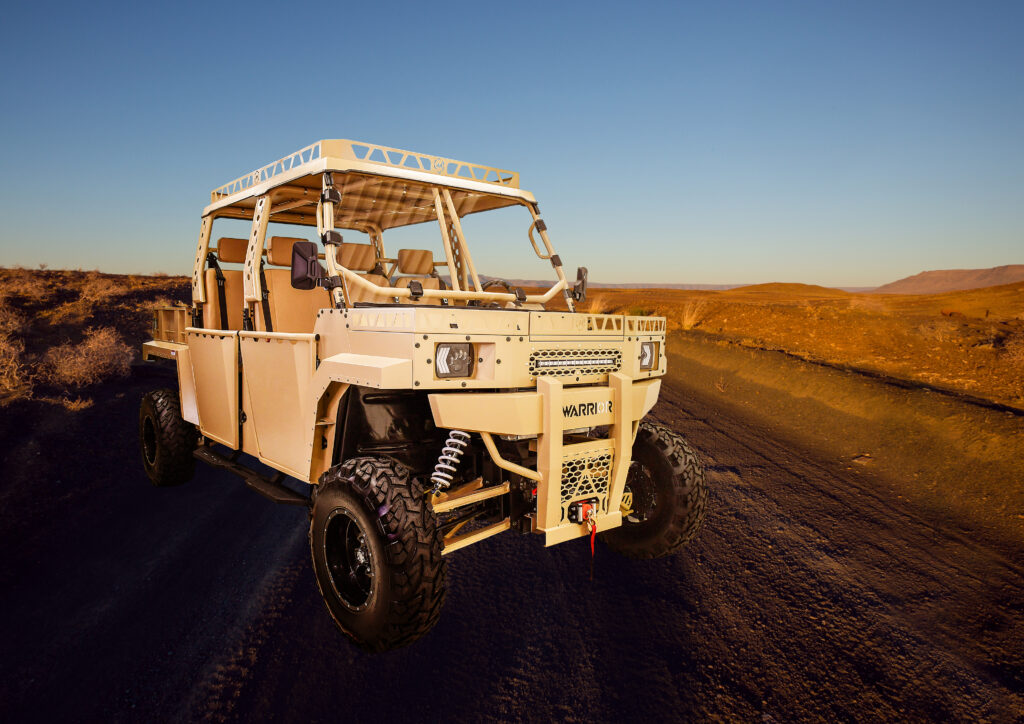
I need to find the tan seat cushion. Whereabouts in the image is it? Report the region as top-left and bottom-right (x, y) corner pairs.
(337, 243), (377, 272)
(267, 236), (306, 267)
(216, 237), (248, 264)
(249, 237), (329, 332)
(256, 268), (330, 333)
(203, 268), (244, 330)
(203, 238), (248, 329)
(397, 249), (434, 275)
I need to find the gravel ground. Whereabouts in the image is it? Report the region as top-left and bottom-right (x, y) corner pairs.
(1, 354), (1021, 723)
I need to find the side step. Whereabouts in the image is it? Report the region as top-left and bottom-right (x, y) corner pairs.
(194, 446), (309, 506)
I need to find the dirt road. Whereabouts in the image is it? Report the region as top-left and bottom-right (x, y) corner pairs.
(1, 365), (1022, 722)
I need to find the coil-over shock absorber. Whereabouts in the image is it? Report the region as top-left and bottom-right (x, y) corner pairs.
(431, 430), (471, 494)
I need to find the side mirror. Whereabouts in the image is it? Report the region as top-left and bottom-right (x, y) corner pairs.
(572, 266), (588, 303)
(291, 241), (324, 290)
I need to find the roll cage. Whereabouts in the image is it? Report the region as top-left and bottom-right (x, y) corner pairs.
(190, 140), (577, 315)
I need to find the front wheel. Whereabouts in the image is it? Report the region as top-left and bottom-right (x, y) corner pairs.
(310, 456), (446, 652)
(601, 422), (708, 559)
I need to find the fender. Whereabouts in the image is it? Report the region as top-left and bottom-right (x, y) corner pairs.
(140, 340), (198, 425)
(331, 386), (443, 475)
(309, 352), (437, 480)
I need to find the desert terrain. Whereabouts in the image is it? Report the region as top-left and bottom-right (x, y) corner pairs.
(1, 267), (1022, 721)
(584, 282), (1024, 411)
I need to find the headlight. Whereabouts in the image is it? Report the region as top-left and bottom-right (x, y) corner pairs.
(639, 341), (659, 370)
(435, 343), (475, 378)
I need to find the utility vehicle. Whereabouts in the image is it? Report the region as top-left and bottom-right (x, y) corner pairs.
(139, 140), (708, 651)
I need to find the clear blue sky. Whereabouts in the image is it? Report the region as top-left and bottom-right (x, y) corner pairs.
(1, 0), (1021, 287)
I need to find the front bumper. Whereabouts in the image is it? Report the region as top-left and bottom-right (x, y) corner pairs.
(428, 373), (661, 545)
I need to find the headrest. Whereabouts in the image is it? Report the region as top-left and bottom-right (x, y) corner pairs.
(337, 243), (376, 272)
(397, 249), (434, 275)
(267, 236), (306, 266)
(216, 237), (248, 264)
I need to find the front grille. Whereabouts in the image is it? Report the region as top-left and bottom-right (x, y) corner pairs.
(529, 348), (622, 377)
(560, 447), (613, 503)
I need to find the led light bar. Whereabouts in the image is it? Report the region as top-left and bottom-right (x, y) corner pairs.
(534, 357), (616, 369)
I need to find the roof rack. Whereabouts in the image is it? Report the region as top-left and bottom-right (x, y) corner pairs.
(210, 140), (520, 204)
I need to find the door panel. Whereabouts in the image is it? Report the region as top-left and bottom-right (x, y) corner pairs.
(239, 332), (317, 480)
(186, 331), (239, 448)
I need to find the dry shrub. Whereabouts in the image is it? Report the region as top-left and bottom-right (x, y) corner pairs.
(0, 335), (29, 396)
(61, 396), (94, 411)
(0, 297), (28, 336)
(586, 293), (614, 314)
(0, 268), (38, 298)
(1004, 333), (1024, 364)
(48, 301), (88, 324)
(47, 275), (124, 324)
(680, 300), (708, 330)
(80, 276), (121, 302)
(39, 327), (133, 388)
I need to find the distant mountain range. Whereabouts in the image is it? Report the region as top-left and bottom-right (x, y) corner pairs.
(486, 264), (1024, 295)
(480, 277), (741, 291)
(874, 265), (1024, 294)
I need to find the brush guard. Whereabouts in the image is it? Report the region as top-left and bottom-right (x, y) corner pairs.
(429, 373), (661, 547)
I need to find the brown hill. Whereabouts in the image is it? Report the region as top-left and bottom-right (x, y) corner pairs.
(875, 265), (1024, 294)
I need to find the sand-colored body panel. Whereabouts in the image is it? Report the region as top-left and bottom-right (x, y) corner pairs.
(142, 338), (198, 425)
(150, 306), (666, 541)
(186, 331), (239, 448)
(239, 332), (318, 480)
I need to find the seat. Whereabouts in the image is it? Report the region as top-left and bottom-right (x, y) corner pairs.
(255, 236), (330, 333)
(393, 249), (442, 303)
(336, 242), (392, 305)
(202, 237), (247, 330)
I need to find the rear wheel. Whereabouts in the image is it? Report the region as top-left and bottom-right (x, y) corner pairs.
(310, 456), (446, 652)
(139, 388), (197, 487)
(601, 421), (708, 559)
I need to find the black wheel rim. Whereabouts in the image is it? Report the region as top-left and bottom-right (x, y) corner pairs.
(142, 415), (158, 466)
(324, 508), (374, 611)
(624, 460), (658, 524)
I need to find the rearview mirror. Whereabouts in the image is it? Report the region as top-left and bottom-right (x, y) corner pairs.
(572, 266), (588, 303)
(291, 241), (324, 290)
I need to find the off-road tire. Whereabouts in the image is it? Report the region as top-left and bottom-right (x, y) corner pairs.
(139, 388), (197, 487)
(310, 456), (447, 652)
(601, 421), (708, 559)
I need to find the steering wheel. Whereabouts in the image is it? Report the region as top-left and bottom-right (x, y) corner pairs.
(481, 278), (514, 293)
(467, 278), (516, 308)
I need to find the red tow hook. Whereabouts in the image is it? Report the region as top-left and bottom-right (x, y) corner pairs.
(567, 498), (599, 580)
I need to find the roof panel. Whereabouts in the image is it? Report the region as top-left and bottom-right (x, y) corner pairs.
(208, 172), (522, 231)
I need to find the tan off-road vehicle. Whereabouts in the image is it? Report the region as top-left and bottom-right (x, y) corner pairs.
(139, 140), (708, 651)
